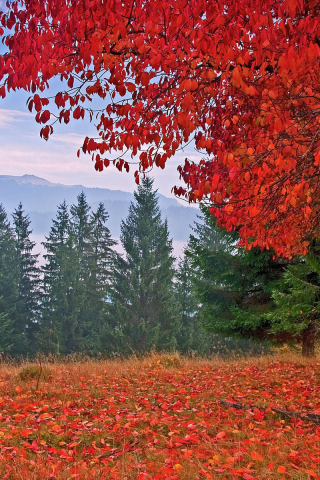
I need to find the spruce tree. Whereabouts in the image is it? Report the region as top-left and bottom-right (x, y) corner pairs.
(69, 192), (93, 347)
(186, 205), (286, 353)
(0, 310), (14, 355)
(0, 205), (21, 354)
(108, 177), (178, 354)
(69, 193), (118, 353)
(186, 206), (240, 332)
(41, 201), (83, 355)
(85, 202), (117, 352)
(70, 192), (92, 260)
(12, 203), (41, 354)
(264, 249), (320, 357)
(175, 253), (211, 354)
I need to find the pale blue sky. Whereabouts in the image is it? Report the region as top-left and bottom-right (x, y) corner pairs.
(0, 86), (201, 201)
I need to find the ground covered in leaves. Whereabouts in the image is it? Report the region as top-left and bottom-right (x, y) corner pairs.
(0, 354), (319, 479)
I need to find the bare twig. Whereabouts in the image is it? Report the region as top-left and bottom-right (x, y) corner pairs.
(219, 399), (320, 425)
(35, 356), (43, 391)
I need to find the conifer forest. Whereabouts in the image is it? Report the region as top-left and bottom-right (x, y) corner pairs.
(1, 177), (319, 359)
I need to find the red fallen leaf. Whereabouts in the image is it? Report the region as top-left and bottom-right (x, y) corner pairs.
(68, 441), (80, 448)
(187, 423), (196, 430)
(291, 464), (301, 471)
(216, 431), (226, 439)
(305, 471), (318, 478)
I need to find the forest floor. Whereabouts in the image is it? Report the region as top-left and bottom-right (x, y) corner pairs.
(0, 353), (319, 479)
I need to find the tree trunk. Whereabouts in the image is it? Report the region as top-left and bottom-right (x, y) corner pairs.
(302, 321), (317, 357)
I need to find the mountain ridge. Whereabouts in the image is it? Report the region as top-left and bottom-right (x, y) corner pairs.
(0, 174), (198, 242)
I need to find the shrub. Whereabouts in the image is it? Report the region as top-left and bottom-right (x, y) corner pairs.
(18, 364), (52, 381)
(157, 354), (182, 368)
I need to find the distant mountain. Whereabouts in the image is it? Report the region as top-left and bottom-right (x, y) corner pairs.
(0, 174), (198, 242)
(0, 174), (62, 187)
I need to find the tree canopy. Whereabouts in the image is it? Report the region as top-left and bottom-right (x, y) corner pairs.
(0, 1), (319, 256)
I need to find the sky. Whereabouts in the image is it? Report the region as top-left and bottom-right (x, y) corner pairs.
(0, 87), (201, 203)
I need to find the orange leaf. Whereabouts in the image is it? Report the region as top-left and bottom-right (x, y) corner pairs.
(173, 464), (183, 472)
(251, 451), (264, 461)
(305, 471), (317, 478)
(277, 466), (287, 474)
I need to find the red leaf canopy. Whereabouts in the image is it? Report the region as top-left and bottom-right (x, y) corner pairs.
(0, 0), (319, 256)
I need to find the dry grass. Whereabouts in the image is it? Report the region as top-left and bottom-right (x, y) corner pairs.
(1, 349), (317, 376)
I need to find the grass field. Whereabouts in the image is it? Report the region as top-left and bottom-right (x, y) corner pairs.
(0, 353), (319, 479)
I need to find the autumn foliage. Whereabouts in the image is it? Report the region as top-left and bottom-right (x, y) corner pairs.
(0, 355), (320, 479)
(0, 1), (320, 256)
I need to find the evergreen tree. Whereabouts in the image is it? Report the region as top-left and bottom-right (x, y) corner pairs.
(12, 203), (41, 354)
(186, 205), (286, 353)
(0, 205), (21, 354)
(264, 248), (320, 357)
(41, 201), (84, 355)
(69, 194), (118, 353)
(108, 177), (178, 354)
(0, 309), (14, 355)
(175, 253), (211, 354)
(69, 192), (93, 348)
(42, 199), (117, 355)
(84, 202), (117, 352)
(186, 206), (239, 332)
(70, 192), (92, 260)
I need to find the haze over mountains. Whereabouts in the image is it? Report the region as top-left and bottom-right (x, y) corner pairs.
(0, 174), (198, 257)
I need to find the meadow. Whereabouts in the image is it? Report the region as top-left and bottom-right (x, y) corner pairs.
(0, 354), (319, 480)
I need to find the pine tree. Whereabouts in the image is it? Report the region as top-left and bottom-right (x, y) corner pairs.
(175, 253), (211, 354)
(12, 202), (41, 355)
(108, 177), (178, 354)
(41, 201), (83, 355)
